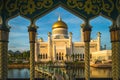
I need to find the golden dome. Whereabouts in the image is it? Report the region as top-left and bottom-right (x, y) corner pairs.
(52, 16), (68, 29)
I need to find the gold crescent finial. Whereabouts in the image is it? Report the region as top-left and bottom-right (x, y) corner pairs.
(58, 14), (62, 21)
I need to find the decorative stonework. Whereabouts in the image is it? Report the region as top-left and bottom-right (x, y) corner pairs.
(0, 0), (118, 20)
(67, 0), (114, 16)
(30, 43), (35, 80)
(110, 21), (120, 80)
(0, 1), (3, 14)
(111, 42), (115, 79)
(28, 23), (37, 80)
(116, 0), (120, 13)
(0, 0), (120, 80)
(115, 42), (120, 79)
(5, 0), (54, 19)
(84, 42), (90, 80)
(0, 29), (9, 80)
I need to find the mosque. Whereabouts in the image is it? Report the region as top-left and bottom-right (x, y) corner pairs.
(35, 16), (106, 62)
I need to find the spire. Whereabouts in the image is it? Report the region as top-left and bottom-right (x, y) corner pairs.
(97, 32), (101, 37)
(58, 14), (62, 21)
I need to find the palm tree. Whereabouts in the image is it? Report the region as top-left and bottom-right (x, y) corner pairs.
(71, 54), (74, 61)
(66, 54), (69, 61)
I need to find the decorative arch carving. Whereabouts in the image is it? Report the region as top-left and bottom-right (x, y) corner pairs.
(0, 0), (119, 24)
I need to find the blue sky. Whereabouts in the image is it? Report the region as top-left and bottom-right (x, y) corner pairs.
(8, 7), (112, 52)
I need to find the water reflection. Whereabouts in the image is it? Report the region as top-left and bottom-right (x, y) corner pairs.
(90, 67), (112, 78)
(8, 68), (30, 78)
(8, 67), (112, 78)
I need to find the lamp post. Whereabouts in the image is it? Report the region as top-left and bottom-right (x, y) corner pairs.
(28, 23), (37, 80)
(82, 22), (91, 80)
(110, 24), (120, 80)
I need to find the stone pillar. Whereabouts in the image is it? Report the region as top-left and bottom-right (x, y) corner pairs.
(28, 22), (37, 80)
(0, 30), (9, 80)
(116, 15), (120, 79)
(82, 22), (91, 80)
(0, 15), (10, 80)
(84, 42), (90, 80)
(110, 18), (120, 80)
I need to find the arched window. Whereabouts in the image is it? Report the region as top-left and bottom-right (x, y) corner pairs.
(59, 52), (61, 60)
(62, 53), (63, 60)
(41, 53), (43, 59)
(80, 54), (82, 58)
(43, 54), (45, 59)
(56, 53), (58, 60)
(39, 54), (41, 59)
(46, 53), (47, 59)
(83, 54), (84, 58)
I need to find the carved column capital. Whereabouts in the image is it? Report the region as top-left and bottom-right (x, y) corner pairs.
(82, 22), (92, 42)
(110, 22), (120, 42)
(28, 25), (37, 43)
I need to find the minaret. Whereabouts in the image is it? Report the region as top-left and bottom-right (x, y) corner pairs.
(48, 32), (51, 61)
(97, 32), (101, 51)
(69, 32), (72, 43)
(69, 32), (73, 56)
(80, 23), (85, 42)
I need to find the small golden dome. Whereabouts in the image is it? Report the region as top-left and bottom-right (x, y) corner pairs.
(52, 16), (68, 29)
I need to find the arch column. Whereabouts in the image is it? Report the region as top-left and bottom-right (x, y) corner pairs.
(82, 22), (91, 80)
(28, 22), (37, 80)
(110, 21), (120, 80)
(0, 26), (10, 80)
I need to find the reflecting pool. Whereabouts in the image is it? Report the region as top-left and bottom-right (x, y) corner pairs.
(8, 67), (112, 78)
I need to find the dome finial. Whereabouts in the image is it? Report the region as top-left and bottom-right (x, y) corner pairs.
(58, 14), (62, 21)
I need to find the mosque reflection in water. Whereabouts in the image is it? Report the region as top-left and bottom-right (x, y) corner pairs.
(35, 64), (112, 79)
(8, 67), (112, 79)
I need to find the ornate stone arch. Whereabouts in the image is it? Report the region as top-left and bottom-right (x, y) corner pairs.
(0, 0), (120, 80)
(3, 0), (119, 22)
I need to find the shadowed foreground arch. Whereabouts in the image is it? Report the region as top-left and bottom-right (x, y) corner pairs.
(0, 0), (120, 80)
